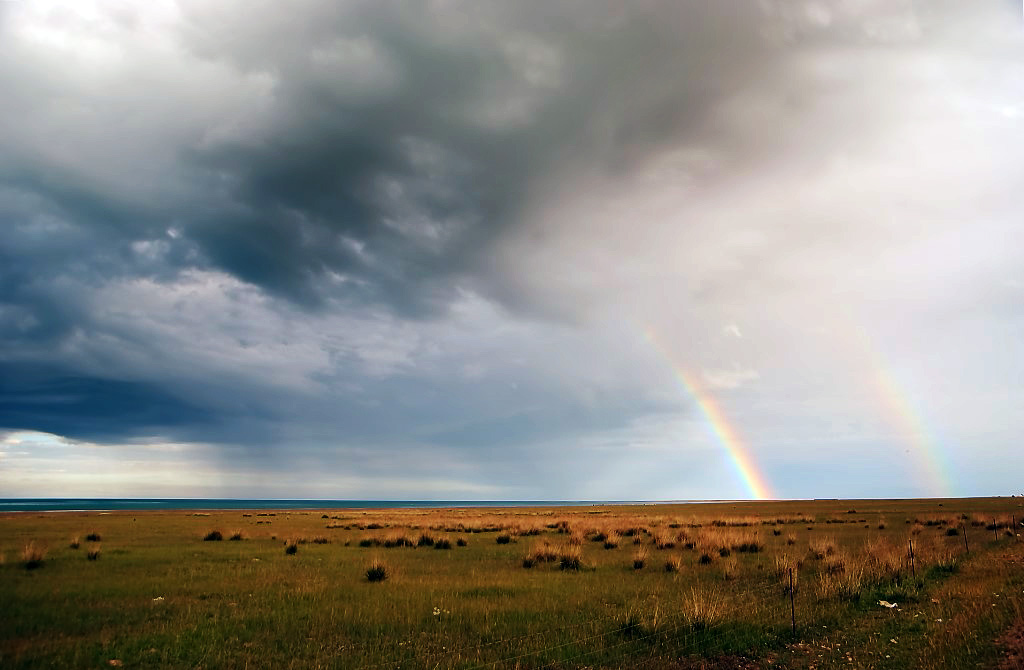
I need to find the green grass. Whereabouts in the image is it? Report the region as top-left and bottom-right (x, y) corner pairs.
(0, 497), (1021, 669)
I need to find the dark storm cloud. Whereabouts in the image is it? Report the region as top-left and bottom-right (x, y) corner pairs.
(171, 2), (778, 310)
(0, 361), (214, 441)
(1, 0), (1021, 499)
(0, 1), (778, 445)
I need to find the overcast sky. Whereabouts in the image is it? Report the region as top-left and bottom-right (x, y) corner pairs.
(1, 1), (1022, 500)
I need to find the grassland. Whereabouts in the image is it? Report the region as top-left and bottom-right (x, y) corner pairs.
(1, 497), (1022, 669)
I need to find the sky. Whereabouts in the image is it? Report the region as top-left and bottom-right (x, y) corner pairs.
(1, 1), (1022, 501)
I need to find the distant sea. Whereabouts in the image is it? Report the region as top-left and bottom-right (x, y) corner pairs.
(0, 499), (680, 513)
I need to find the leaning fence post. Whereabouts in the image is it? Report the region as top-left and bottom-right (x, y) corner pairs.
(789, 568), (796, 636)
(994, 518), (999, 541)
(962, 522), (969, 554)
(908, 539), (915, 578)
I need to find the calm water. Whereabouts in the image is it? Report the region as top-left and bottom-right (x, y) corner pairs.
(0, 499), (678, 512)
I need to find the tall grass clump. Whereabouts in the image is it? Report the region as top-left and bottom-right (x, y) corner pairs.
(229, 530), (245, 541)
(366, 558), (389, 582)
(664, 555), (682, 573)
(382, 534), (414, 548)
(203, 530), (223, 542)
(22, 541), (46, 569)
(70, 536), (80, 549)
(632, 547), (647, 570)
(816, 561), (866, 601)
(433, 537), (452, 550)
(809, 536), (837, 559)
(523, 541), (559, 568)
(683, 587), (723, 630)
(865, 538), (904, 583)
(603, 532), (620, 549)
(526, 541), (558, 565)
(653, 533), (676, 550)
(284, 539), (298, 555)
(87, 544), (101, 561)
(559, 544), (583, 571)
(495, 534), (512, 545)
(775, 556), (800, 594)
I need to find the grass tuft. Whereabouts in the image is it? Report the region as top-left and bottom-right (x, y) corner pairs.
(558, 544), (583, 571)
(85, 532), (101, 542)
(203, 530), (223, 542)
(722, 557), (738, 581)
(22, 541), (46, 569)
(284, 539), (298, 555)
(683, 587), (723, 630)
(366, 559), (389, 582)
(87, 544), (101, 561)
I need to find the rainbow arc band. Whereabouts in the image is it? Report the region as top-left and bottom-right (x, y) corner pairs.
(643, 328), (773, 500)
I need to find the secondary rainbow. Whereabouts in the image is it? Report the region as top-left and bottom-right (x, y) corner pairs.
(642, 328), (774, 500)
(842, 321), (952, 497)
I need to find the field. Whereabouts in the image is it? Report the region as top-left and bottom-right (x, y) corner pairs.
(1, 498), (1022, 669)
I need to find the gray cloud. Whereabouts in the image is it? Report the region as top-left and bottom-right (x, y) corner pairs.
(1, 1), (1022, 498)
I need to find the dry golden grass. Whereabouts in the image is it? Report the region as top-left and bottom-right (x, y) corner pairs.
(558, 543), (583, 571)
(21, 541), (45, 569)
(683, 586), (723, 629)
(2, 498), (1019, 670)
(809, 536), (837, 559)
(632, 547), (647, 570)
(365, 557), (388, 582)
(815, 560), (865, 601)
(722, 557), (739, 581)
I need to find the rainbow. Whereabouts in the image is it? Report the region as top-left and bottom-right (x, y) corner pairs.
(642, 328), (774, 500)
(843, 322), (952, 497)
